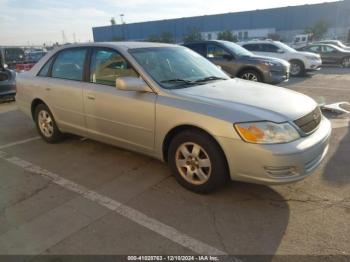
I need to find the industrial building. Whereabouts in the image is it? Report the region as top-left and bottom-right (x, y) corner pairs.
(93, 0), (350, 43)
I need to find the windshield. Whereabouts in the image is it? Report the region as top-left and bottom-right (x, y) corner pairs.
(221, 41), (253, 57)
(130, 47), (229, 89)
(274, 41), (297, 53)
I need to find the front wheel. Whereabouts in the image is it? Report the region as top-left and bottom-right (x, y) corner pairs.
(341, 57), (350, 68)
(168, 129), (229, 193)
(34, 103), (64, 143)
(238, 70), (261, 82)
(290, 60), (305, 77)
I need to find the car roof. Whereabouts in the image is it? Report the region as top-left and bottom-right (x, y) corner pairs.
(240, 40), (277, 44)
(182, 40), (232, 45)
(54, 42), (177, 52)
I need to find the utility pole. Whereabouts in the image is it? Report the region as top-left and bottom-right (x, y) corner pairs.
(120, 14), (125, 24)
(61, 30), (67, 44)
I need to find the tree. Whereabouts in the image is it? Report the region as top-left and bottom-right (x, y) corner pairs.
(147, 32), (174, 43)
(110, 17), (116, 25)
(160, 32), (174, 43)
(147, 35), (161, 42)
(217, 30), (237, 42)
(305, 20), (329, 41)
(183, 27), (203, 43)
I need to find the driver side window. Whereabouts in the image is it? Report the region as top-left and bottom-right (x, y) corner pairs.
(206, 44), (230, 59)
(90, 49), (138, 86)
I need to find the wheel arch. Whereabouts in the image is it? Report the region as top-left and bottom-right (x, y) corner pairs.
(162, 125), (229, 171)
(289, 58), (305, 67)
(31, 98), (47, 120)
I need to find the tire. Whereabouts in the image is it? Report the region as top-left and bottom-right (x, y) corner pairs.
(34, 103), (64, 143)
(341, 57), (350, 68)
(168, 129), (229, 194)
(238, 69), (262, 82)
(289, 60), (305, 77)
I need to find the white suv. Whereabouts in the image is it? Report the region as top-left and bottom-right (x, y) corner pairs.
(239, 40), (322, 76)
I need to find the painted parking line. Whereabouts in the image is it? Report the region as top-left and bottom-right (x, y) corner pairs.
(0, 150), (227, 256)
(0, 137), (40, 150)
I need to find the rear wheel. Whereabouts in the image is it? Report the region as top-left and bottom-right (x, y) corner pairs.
(238, 70), (261, 82)
(34, 103), (64, 143)
(341, 57), (350, 68)
(290, 60), (305, 77)
(168, 129), (229, 193)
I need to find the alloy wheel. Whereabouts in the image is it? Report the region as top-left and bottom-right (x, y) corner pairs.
(241, 72), (259, 81)
(290, 63), (301, 76)
(38, 110), (54, 138)
(175, 142), (212, 185)
(342, 58), (350, 68)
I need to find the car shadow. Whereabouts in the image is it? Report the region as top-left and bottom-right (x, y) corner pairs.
(204, 182), (290, 257)
(322, 111), (350, 185)
(279, 74), (313, 87)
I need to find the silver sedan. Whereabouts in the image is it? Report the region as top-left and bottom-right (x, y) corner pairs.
(16, 42), (331, 193)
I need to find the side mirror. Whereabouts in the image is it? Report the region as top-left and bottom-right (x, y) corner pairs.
(277, 49), (284, 54)
(222, 54), (234, 60)
(3, 64), (8, 69)
(116, 77), (153, 93)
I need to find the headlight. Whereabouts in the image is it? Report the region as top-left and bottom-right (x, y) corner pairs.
(262, 61), (278, 67)
(234, 121), (300, 144)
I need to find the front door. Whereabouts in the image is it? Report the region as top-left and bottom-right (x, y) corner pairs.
(205, 44), (237, 76)
(83, 47), (156, 153)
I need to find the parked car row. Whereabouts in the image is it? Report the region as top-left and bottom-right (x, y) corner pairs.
(297, 43), (350, 68)
(16, 42), (332, 193)
(183, 40), (290, 84)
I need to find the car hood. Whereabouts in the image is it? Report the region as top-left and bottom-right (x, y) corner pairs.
(247, 55), (290, 67)
(171, 78), (317, 122)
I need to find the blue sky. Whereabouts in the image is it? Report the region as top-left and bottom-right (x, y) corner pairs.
(0, 0), (339, 45)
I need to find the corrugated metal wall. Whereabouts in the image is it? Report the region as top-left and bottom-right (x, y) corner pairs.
(93, 1), (350, 42)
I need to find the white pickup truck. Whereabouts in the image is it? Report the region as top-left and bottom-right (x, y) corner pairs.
(239, 40), (322, 76)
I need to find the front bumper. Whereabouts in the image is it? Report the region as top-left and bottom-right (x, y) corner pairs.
(216, 117), (331, 185)
(267, 69), (290, 84)
(305, 59), (322, 71)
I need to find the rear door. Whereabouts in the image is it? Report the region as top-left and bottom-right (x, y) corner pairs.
(258, 43), (285, 59)
(37, 47), (87, 135)
(320, 45), (339, 64)
(83, 47), (156, 152)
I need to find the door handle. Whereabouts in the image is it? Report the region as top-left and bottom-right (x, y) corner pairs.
(87, 95), (95, 100)
(45, 87), (51, 91)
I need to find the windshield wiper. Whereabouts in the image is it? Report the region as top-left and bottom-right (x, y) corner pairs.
(194, 76), (227, 83)
(161, 78), (195, 84)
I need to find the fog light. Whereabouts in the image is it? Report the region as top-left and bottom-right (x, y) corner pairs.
(264, 166), (298, 178)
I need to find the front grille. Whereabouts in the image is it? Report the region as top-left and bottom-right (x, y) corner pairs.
(294, 107), (322, 134)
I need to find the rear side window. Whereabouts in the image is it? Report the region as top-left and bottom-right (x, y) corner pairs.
(260, 44), (279, 53)
(243, 44), (260, 51)
(38, 57), (54, 77)
(51, 48), (87, 81)
(90, 48), (138, 86)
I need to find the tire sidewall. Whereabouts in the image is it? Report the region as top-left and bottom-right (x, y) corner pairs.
(168, 130), (228, 193)
(290, 60), (305, 77)
(342, 57), (350, 68)
(34, 104), (63, 143)
(239, 70), (261, 82)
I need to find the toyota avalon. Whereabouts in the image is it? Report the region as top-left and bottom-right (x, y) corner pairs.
(16, 42), (331, 193)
